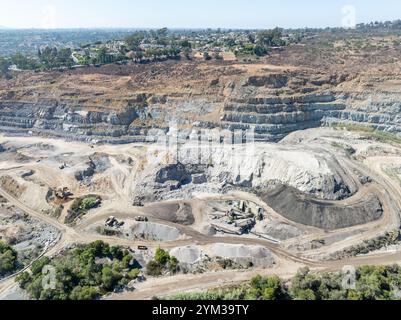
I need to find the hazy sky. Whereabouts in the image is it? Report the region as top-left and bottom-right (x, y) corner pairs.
(1, 0), (400, 29)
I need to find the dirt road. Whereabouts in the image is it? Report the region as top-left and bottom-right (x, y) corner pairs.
(2, 138), (401, 300)
(2, 181), (401, 300)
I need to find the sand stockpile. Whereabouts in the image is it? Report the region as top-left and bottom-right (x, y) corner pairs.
(170, 244), (275, 268)
(208, 243), (275, 268)
(170, 246), (203, 264)
(130, 221), (182, 242)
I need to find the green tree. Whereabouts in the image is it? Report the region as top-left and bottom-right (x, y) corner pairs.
(146, 260), (162, 276)
(183, 47), (192, 60)
(125, 32), (145, 50)
(17, 241), (141, 300)
(89, 240), (110, 258)
(39, 47), (57, 68)
(253, 45), (268, 56)
(30, 256), (51, 275)
(290, 267), (321, 299)
(133, 51), (144, 62)
(70, 286), (99, 300)
(95, 47), (113, 65)
(155, 248), (170, 265)
(249, 275), (288, 300)
(0, 241), (18, 276)
(101, 266), (118, 291)
(203, 52), (212, 61)
(121, 253), (133, 269)
(247, 33), (256, 44)
(38, 46), (73, 69)
(78, 50), (92, 66)
(16, 272), (31, 289)
(127, 268), (140, 280)
(80, 197), (99, 210)
(180, 40), (192, 49)
(294, 289), (317, 300)
(244, 287), (260, 300)
(168, 256), (179, 273)
(262, 287), (276, 300)
(257, 28), (284, 47)
(11, 53), (38, 70)
(213, 52), (223, 60)
(25, 275), (45, 299)
(157, 27), (168, 38)
(347, 289), (362, 300)
(56, 48), (74, 68)
(0, 57), (11, 77)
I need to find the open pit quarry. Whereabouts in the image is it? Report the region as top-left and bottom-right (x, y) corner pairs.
(2, 39), (401, 300)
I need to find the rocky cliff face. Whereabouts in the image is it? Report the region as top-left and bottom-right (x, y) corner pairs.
(325, 92), (401, 134)
(0, 95), (223, 144)
(1, 61), (401, 144)
(218, 92), (347, 141)
(132, 141), (356, 202)
(1, 93), (399, 144)
(0, 100), (166, 143)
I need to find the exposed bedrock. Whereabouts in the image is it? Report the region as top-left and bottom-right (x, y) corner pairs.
(155, 163), (192, 185)
(0, 101), (169, 143)
(195, 92), (348, 142)
(2, 83), (401, 143)
(135, 143), (356, 202)
(259, 184), (383, 230)
(324, 92), (401, 134)
(198, 91), (401, 141)
(74, 153), (110, 182)
(0, 95), (220, 143)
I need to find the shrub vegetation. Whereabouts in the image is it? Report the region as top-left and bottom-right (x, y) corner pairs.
(17, 241), (140, 300)
(170, 265), (401, 300)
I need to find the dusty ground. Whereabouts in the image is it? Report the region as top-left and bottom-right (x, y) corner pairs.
(1, 29), (401, 300)
(1, 31), (401, 108)
(0, 125), (401, 299)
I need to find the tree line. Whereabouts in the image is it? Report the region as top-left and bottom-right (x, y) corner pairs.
(0, 46), (75, 76)
(235, 27), (286, 57)
(17, 241), (141, 300)
(0, 27), (293, 78)
(170, 265), (401, 300)
(0, 241), (18, 277)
